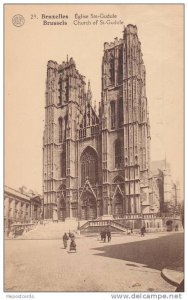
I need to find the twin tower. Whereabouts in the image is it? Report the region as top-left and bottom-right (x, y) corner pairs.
(43, 25), (152, 221)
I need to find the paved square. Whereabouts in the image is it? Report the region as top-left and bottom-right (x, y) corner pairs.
(5, 232), (183, 292)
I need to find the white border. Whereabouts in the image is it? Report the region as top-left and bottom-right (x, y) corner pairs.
(1, 1), (187, 300)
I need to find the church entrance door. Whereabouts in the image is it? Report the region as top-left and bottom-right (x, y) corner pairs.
(81, 193), (97, 220)
(114, 193), (123, 217)
(59, 198), (66, 221)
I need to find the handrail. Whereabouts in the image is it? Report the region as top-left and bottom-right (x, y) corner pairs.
(80, 219), (128, 232)
(111, 220), (128, 230)
(110, 221), (127, 232)
(79, 221), (90, 230)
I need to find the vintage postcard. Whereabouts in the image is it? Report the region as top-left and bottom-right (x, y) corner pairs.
(4, 3), (184, 295)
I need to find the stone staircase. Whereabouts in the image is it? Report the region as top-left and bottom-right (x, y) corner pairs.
(12, 219), (131, 239)
(80, 219), (128, 234)
(17, 220), (79, 240)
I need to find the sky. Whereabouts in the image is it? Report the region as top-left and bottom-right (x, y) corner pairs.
(5, 4), (184, 196)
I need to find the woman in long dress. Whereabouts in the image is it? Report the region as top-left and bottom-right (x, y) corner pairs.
(70, 237), (76, 252)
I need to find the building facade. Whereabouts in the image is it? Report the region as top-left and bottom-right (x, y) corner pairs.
(30, 195), (42, 221)
(43, 25), (152, 221)
(4, 185), (42, 233)
(150, 160), (181, 215)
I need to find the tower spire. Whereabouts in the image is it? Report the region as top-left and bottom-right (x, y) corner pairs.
(94, 99), (97, 112)
(87, 80), (92, 103)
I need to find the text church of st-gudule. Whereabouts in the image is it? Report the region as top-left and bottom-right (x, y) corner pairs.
(43, 25), (157, 223)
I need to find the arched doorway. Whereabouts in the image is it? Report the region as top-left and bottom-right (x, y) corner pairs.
(114, 193), (123, 217)
(59, 198), (66, 221)
(57, 184), (66, 221)
(81, 192), (97, 220)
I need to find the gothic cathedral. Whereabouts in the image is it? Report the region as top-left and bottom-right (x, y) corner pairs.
(43, 25), (152, 221)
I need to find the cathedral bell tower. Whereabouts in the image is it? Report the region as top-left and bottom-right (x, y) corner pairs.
(101, 24), (151, 217)
(43, 25), (152, 222)
(43, 58), (86, 220)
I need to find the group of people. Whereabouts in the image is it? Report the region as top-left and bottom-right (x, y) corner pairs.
(100, 228), (111, 242)
(100, 226), (146, 240)
(62, 231), (77, 252)
(62, 226), (146, 250)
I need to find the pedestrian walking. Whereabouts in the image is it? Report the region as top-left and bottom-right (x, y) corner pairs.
(143, 226), (146, 235)
(103, 229), (107, 242)
(140, 226), (146, 237)
(69, 237), (77, 252)
(100, 230), (103, 241)
(69, 231), (75, 239)
(62, 232), (69, 249)
(107, 229), (111, 242)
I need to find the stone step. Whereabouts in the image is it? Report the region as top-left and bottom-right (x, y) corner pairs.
(17, 221), (78, 239)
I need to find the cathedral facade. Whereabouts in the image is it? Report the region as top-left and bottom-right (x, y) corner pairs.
(43, 25), (152, 221)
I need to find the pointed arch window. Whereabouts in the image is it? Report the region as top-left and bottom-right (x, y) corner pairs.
(110, 101), (115, 129)
(109, 55), (115, 85)
(118, 97), (123, 127)
(58, 78), (62, 105)
(81, 147), (98, 186)
(65, 77), (69, 102)
(114, 175), (124, 190)
(61, 151), (66, 178)
(118, 46), (123, 85)
(64, 115), (67, 140)
(115, 139), (123, 169)
(58, 117), (63, 143)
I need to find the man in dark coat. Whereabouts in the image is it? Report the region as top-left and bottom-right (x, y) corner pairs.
(107, 229), (111, 242)
(103, 228), (108, 242)
(140, 226), (146, 237)
(62, 233), (69, 249)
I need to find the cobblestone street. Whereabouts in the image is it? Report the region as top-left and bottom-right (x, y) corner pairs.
(5, 232), (183, 292)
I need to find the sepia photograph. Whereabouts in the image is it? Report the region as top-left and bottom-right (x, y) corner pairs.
(4, 3), (184, 294)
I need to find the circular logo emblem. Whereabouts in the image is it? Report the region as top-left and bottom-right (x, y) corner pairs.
(12, 14), (25, 27)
